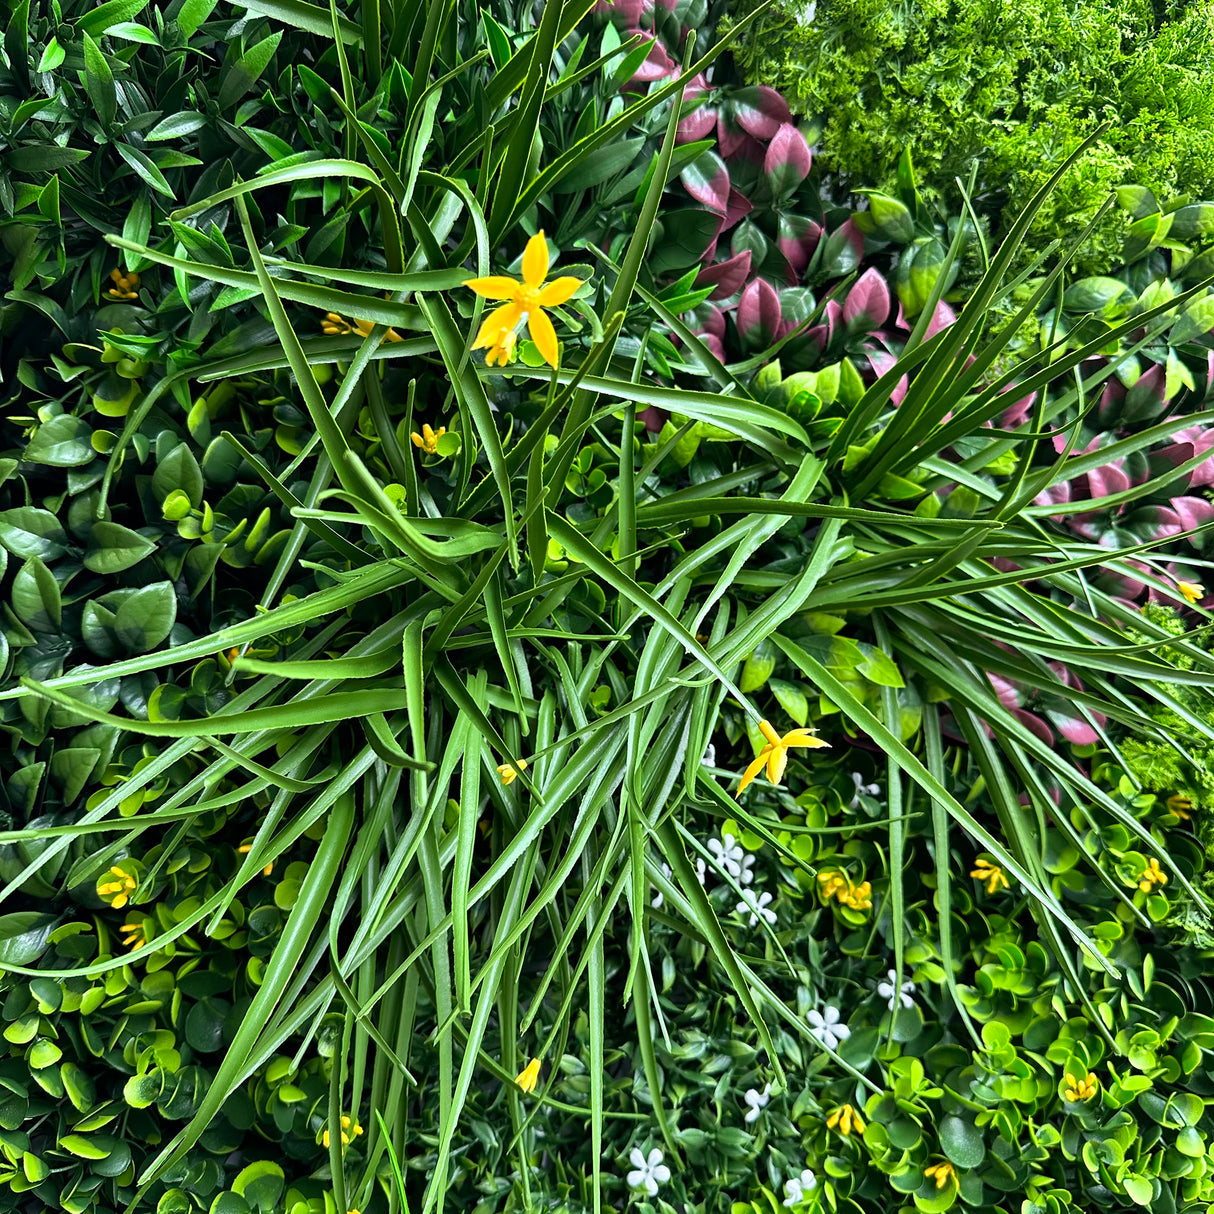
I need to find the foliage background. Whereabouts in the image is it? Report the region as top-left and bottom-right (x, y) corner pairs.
(1, 2), (1214, 1214)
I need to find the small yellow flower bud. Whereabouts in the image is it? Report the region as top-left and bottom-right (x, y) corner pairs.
(514, 1057), (541, 1093)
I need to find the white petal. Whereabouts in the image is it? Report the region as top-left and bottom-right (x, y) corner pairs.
(653, 1164), (671, 1183)
(630, 1147), (646, 1168)
(823, 1005), (840, 1024)
(834, 1023), (851, 1041)
(645, 1177), (659, 1196)
(808, 1010), (824, 1028)
(801, 1169), (817, 1188)
(627, 1170), (644, 1187)
(745, 1107), (759, 1123)
(647, 1148), (663, 1166)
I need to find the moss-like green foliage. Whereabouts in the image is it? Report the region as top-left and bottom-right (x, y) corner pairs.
(727, 0), (1214, 272)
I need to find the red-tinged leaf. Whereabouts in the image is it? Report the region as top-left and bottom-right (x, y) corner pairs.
(999, 388), (1035, 429)
(866, 349), (908, 405)
(1013, 707), (1054, 749)
(730, 85), (791, 139)
(923, 299), (956, 339)
(764, 123), (811, 195)
(719, 127), (765, 163)
(777, 214), (821, 279)
(694, 250), (751, 301)
(1172, 495), (1214, 534)
(1084, 462), (1130, 500)
(639, 405), (667, 433)
(676, 74), (715, 143)
(677, 104), (716, 144)
(736, 277), (782, 349)
(680, 150), (730, 215)
(621, 32), (675, 87)
(690, 302), (726, 340)
(723, 188), (753, 231)
(842, 267), (890, 331)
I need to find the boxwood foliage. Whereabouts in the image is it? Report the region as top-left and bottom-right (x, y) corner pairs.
(723, 0), (1214, 277)
(2, 4), (1214, 1214)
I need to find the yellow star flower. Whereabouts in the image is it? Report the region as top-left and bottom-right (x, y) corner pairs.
(238, 840), (274, 877)
(411, 423), (446, 455)
(1178, 579), (1204, 605)
(498, 759), (527, 786)
(970, 857), (1009, 895)
(321, 311), (403, 344)
(825, 1103), (864, 1137)
(1063, 1071), (1098, 1101)
(105, 268), (140, 300)
(120, 918), (147, 951)
(1137, 857), (1167, 893)
(464, 231), (582, 369)
(1167, 792), (1193, 820)
(924, 1161), (957, 1189)
(97, 864), (138, 910)
(515, 1057), (541, 1093)
(736, 719), (830, 796)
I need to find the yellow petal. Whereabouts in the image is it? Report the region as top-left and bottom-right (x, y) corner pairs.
(522, 232), (550, 289)
(528, 306), (559, 369)
(766, 744), (789, 786)
(758, 719), (782, 746)
(536, 276), (582, 307)
(472, 302), (522, 350)
(782, 728), (829, 749)
(736, 750), (770, 796)
(514, 1057), (541, 1092)
(463, 276), (522, 300)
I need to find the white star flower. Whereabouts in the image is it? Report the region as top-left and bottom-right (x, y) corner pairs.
(743, 1083), (771, 1124)
(783, 1168), (818, 1207)
(626, 1146), (671, 1196)
(739, 851), (757, 886)
(736, 888), (777, 926)
(849, 771), (881, 809)
(877, 968), (916, 1010)
(708, 831), (746, 878)
(807, 1005), (850, 1051)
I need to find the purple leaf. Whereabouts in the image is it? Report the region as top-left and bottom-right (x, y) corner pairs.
(719, 126), (766, 164)
(622, 33), (676, 87)
(731, 85), (791, 139)
(865, 348), (908, 404)
(842, 267), (891, 331)
(1084, 461), (1130, 500)
(922, 299), (956, 339)
(736, 277), (782, 348)
(676, 73), (715, 144)
(1172, 495), (1214, 535)
(680, 150), (730, 215)
(694, 250), (752, 300)
(1050, 711), (1100, 746)
(723, 188), (753, 231)
(696, 303), (726, 341)
(1013, 708), (1054, 748)
(639, 405), (668, 433)
(764, 123), (811, 195)
(999, 388), (1035, 428)
(777, 214), (821, 279)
